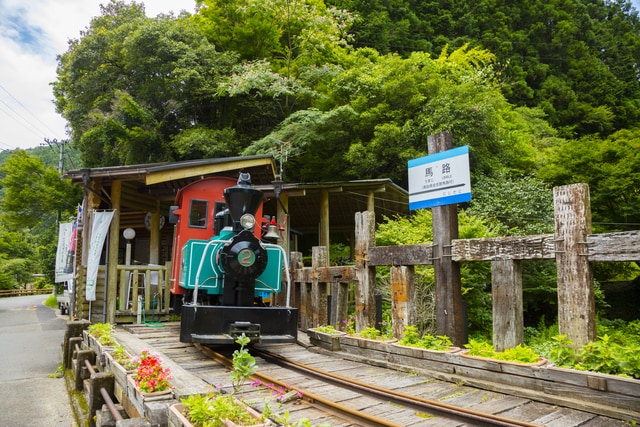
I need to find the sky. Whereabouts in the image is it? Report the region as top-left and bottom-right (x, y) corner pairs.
(0, 0), (195, 151)
(1, 1), (640, 152)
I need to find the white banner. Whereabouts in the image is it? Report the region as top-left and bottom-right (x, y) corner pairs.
(86, 210), (115, 301)
(55, 222), (74, 283)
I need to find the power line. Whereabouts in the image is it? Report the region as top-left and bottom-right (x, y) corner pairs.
(0, 83), (58, 135)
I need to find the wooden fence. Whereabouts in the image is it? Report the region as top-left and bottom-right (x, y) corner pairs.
(0, 288), (53, 298)
(71, 263), (172, 324)
(291, 183), (640, 351)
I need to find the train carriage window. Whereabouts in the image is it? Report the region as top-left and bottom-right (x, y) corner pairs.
(188, 200), (208, 228)
(212, 201), (228, 232)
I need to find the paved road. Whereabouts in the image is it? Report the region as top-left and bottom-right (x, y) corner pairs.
(0, 294), (74, 427)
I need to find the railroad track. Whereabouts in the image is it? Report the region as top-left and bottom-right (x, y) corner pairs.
(123, 324), (630, 426)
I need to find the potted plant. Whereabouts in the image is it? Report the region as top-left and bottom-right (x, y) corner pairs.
(388, 326), (460, 366)
(85, 322), (117, 366)
(307, 325), (346, 351)
(128, 349), (173, 397)
(339, 326), (397, 357)
(461, 339), (547, 366)
(105, 344), (139, 386)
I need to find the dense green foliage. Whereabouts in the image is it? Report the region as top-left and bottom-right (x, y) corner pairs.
(327, 0), (640, 138)
(4, 0), (640, 329)
(50, 0), (640, 232)
(528, 319), (640, 378)
(0, 150), (80, 289)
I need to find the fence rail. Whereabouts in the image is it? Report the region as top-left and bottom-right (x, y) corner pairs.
(0, 288), (54, 298)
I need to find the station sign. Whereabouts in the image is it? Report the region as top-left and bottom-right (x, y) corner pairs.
(408, 145), (471, 210)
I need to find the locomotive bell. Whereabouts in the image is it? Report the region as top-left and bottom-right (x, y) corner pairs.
(263, 218), (281, 242)
(224, 173), (264, 230)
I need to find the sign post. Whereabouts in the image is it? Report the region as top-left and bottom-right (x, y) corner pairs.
(408, 132), (469, 346)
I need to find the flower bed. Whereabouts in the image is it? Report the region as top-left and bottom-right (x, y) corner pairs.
(334, 335), (640, 421)
(306, 328), (346, 351)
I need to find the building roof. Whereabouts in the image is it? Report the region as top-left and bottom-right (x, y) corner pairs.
(63, 155), (409, 235)
(258, 179), (409, 234)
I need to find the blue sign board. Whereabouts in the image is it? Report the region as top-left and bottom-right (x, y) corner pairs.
(408, 145), (471, 210)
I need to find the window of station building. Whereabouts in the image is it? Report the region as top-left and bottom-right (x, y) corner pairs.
(188, 199), (208, 228)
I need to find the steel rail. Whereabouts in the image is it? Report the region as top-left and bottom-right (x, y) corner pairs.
(197, 344), (405, 427)
(253, 348), (544, 427)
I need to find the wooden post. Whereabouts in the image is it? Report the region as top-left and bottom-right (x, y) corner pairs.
(320, 189), (330, 249)
(491, 259), (523, 351)
(333, 281), (349, 330)
(311, 246), (329, 328)
(106, 180), (121, 324)
(554, 184), (596, 348)
(390, 265), (415, 339)
(274, 191), (289, 308)
(428, 132), (465, 346)
(290, 251), (303, 310)
(149, 207), (160, 265)
(355, 211), (376, 332)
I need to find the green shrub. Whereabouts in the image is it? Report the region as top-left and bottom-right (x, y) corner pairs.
(87, 322), (117, 346)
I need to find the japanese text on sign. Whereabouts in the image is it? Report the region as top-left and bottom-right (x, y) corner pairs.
(407, 145), (471, 210)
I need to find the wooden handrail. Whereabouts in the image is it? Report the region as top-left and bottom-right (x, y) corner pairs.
(0, 288), (53, 298)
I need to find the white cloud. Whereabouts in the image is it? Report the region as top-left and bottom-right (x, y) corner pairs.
(0, 0), (195, 151)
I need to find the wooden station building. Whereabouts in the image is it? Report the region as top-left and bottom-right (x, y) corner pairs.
(62, 155), (408, 324)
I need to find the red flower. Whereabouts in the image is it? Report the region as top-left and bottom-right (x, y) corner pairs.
(134, 349), (172, 393)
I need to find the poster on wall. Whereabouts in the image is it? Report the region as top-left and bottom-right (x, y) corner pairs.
(55, 222), (74, 283)
(86, 210), (115, 301)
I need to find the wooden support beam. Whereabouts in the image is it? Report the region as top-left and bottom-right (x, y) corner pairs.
(491, 259), (523, 351)
(369, 244), (434, 266)
(554, 184), (596, 348)
(311, 246), (329, 328)
(319, 189), (330, 249)
(451, 235), (555, 261)
(148, 208), (160, 265)
(292, 265), (357, 283)
(106, 180), (122, 324)
(390, 265), (415, 339)
(428, 132), (466, 347)
(355, 211), (376, 332)
(587, 230), (640, 262)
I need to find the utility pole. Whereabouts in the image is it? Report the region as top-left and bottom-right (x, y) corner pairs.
(43, 137), (69, 174)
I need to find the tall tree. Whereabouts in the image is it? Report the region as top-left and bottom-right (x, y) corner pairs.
(53, 1), (248, 166)
(537, 128), (640, 230)
(328, 0), (640, 137)
(247, 45), (544, 185)
(0, 151), (80, 286)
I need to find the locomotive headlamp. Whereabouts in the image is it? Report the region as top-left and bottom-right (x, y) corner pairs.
(240, 213), (255, 230)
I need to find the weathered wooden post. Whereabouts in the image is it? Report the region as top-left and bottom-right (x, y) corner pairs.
(492, 259), (523, 351)
(355, 211), (376, 332)
(390, 265), (415, 339)
(330, 277), (349, 330)
(554, 184), (596, 348)
(106, 180), (122, 324)
(289, 251), (302, 310)
(428, 132), (466, 346)
(292, 251), (311, 331)
(311, 246), (329, 328)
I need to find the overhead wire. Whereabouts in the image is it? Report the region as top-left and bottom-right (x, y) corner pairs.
(0, 83), (63, 150)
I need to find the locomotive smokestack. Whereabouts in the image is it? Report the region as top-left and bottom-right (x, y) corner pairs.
(224, 172), (264, 231)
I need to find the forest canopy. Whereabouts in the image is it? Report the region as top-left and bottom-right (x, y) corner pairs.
(51, 0), (640, 231)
